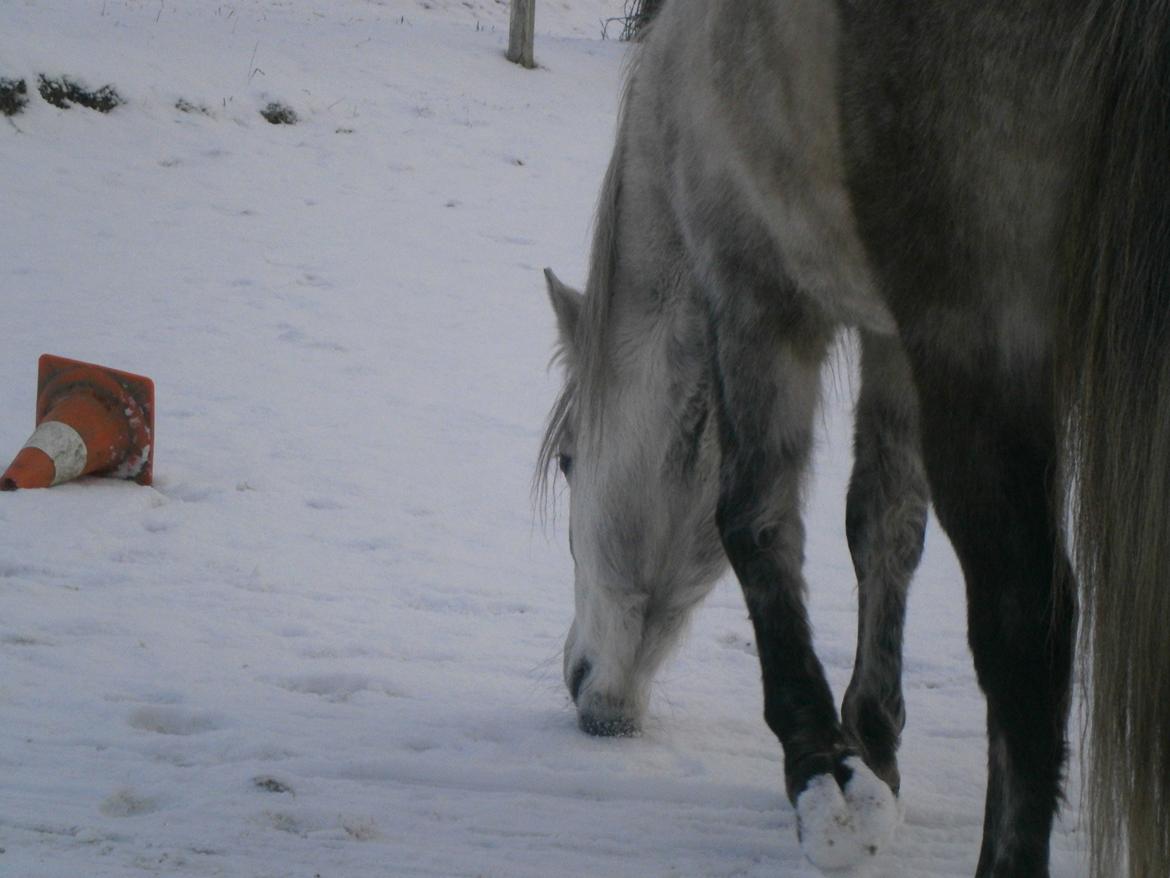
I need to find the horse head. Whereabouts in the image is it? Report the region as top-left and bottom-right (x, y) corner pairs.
(539, 267), (726, 737)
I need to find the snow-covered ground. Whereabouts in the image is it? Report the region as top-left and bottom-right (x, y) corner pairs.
(0, 2), (1086, 876)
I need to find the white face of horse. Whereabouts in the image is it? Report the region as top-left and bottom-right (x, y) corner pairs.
(542, 270), (727, 736)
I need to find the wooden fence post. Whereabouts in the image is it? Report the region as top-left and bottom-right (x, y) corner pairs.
(507, 0), (536, 69)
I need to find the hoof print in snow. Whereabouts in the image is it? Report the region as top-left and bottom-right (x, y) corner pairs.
(274, 672), (396, 702)
(342, 817), (381, 842)
(176, 98), (213, 117)
(260, 101), (298, 125)
(100, 789), (158, 817)
(253, 775), (294, 795)
(37, 75), (123, 112)
(128, 705), (222, 736)
(0, 78), (28, 116)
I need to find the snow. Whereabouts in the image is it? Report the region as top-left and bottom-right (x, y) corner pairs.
(0, 2), (1086, 876)
(794, 757), (899, 875)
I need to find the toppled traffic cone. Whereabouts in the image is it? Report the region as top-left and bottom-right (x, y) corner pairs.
(1, 354), (154, 490)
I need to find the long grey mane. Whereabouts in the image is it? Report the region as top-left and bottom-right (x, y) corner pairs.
(534, 49), (643, 514)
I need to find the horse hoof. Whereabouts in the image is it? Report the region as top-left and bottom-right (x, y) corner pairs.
(795, 757), (900, 874)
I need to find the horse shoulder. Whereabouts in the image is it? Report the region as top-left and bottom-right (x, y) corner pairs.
(636, 0), (893, 334)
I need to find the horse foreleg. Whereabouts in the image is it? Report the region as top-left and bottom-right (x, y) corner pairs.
(707, 298), (899, 873)
(913, 358), (1074, 878)
(841, 330), (928, 794)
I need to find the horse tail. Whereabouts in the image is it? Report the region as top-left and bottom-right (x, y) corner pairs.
(1062, 3), (1170, 876)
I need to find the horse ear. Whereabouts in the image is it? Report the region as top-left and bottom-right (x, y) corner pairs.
(544, 267), (583, 350)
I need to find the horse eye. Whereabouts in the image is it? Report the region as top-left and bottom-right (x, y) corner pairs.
(558, 453), (573, 478)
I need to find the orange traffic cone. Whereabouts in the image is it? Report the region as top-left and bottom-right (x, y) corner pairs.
(1, 354), (154, 491)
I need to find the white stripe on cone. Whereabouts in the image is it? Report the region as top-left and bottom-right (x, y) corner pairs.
(23, 421), (87, 485)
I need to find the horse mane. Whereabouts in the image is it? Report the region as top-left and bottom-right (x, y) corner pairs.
(534, 47), (644, 517)
(533, 345), (575, 518)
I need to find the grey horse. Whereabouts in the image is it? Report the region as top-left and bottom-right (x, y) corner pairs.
(538, 3), (1170, 877)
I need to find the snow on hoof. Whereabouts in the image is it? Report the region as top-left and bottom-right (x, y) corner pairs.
(795, 757), (899, 874)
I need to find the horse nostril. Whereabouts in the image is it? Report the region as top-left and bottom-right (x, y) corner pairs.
(579, 712), (640, 738)
(569, 659), (591, 703)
